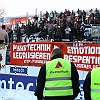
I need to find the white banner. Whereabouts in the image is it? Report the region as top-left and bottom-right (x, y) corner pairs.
(0, 45), (7, 69)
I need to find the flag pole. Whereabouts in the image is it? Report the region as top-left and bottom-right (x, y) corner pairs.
(26, 12), (28, 25)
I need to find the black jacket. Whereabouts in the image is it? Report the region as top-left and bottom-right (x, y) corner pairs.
(83, 72), (91, 100)
(34, 55), (80, 100)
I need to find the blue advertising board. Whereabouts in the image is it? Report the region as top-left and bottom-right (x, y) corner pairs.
(0, 74), (85, 100)
(10, 67), (28, 74)
(0, 74), (37, 91)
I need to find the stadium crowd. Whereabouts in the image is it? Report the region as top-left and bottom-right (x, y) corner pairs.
(7, 8), (100, 42)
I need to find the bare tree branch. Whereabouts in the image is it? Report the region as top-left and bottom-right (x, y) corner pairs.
(0, 6), (5, 17)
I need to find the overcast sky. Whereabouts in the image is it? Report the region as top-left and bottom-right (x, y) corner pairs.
(0, 0), (100, 17)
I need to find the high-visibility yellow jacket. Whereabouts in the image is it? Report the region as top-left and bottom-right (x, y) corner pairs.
(91, 67), (100, 100)
(44, 58), (73, 96)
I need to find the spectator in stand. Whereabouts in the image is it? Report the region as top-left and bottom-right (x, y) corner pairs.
(0, 25), (9, 44)
(16, 27), (21, 42)
(67, 10), (71, 21)
(94, 8), (100, 24)
(45, 11), (49, 21)
(82, 10), (86, 23)
(70, 10), (75, 23)
(48, 20), (54, 39)
(80, 22), (85, 39)
(6, 27), (13, 42)
(55, 25), (62, 41)
(70, 24), (78, 40)
(65, 25), (71, 39)
(49, 11), (54, 19)
(89, 9), (94, 24)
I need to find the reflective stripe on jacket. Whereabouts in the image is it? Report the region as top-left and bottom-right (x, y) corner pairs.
(45, 58), (73, 96)
(91, 67), (100, 100)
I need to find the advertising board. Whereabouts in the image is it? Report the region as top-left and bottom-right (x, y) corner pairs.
(0, 42), (100, 99)
(0, 65), (39, 91)
(0, 65), (88, 100)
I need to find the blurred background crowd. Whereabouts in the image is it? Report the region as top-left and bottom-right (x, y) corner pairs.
(6, 8), (100, 42)
(4, 8), (100, 64)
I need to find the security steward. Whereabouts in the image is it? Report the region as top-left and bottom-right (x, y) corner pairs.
(34, 48), (80, 100)
(83, 67), (100, 100)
